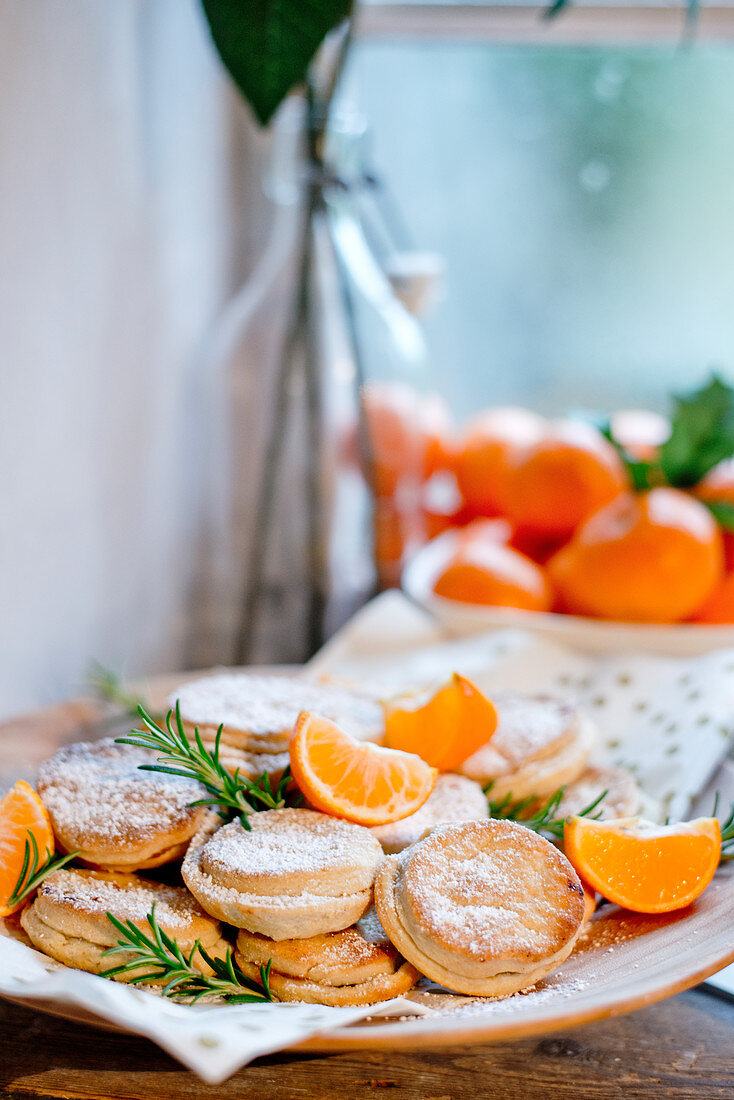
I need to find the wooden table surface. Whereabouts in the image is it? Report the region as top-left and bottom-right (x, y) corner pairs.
(1, 692), (733, 1099)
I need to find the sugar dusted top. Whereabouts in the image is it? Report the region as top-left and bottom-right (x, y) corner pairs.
(37, 738), (205, 849)
(400, 819), (585, 963)
(199, 809), (384, 896)
(170, 673), (384, 740)
(37, 867), (213, 935)
(371, 774), (488, 852)
(460, 692), (577, 777)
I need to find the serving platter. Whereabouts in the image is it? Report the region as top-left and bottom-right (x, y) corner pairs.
(403, 531), (734, 656)
(1, 673), (733, 1065)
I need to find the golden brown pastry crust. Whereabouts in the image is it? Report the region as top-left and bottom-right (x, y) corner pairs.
(458, 693), (595, 801)
(37, 739), (208, 871)
(182, 810), (383, 940)
(374, 819), (585, 997)
(370, 774), (489, 854)
(172, 673), (384, 754)
(20, 868), (228, 982)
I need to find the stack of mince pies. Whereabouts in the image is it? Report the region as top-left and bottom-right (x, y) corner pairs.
(17, 670), (642, 1006)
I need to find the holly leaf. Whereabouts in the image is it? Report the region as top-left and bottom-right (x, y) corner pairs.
(659, 375), (734, 488)
(704, 499), (734, 533)
(201, 0), (352, 126)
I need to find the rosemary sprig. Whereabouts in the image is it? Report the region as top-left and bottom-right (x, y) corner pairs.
(712, 792), (734, 862)
(485, 784), (607, 839)
(7, 831), (79, 910)
(101, 905), (273, 1003)
(115, 703), (298, 828)
(87, 661), (150, 718)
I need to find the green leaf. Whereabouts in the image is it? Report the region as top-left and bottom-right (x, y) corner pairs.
(201, 0), (352, 126)
(544, 0), (571, 18)
(660, 375), (734, 488)
(704, 499), (734, 533)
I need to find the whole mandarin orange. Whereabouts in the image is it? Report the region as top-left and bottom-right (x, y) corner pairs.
(695, 458), (734, 571)
(610, 409), (670, 461)
(694, 457), (734, 502)
(456, 516), (515, 547)
(422, 471), (471, 539)
(362, 382), (425, 498)
(547, 488), (724, 623)
(504, 419), (628, 538)
(421, 392), (455, 478)
(433, 540), (552, 612)
(692, 571), (734, 624)
(362, 383), (453, 497)
(454, 407), (546, 518)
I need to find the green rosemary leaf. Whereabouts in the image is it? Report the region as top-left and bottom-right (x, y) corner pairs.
(87, 661), (150, 717)
(486, 785), (607, 839)
(101, 905), (273, 1003)
(717, 797), (734, 861)
(6, 831), (80, 910)
(116, 703), (299, 828)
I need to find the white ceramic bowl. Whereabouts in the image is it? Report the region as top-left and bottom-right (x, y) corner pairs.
(402, 530), (734, 656)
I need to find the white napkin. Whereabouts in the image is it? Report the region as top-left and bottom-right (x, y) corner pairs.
(309, 591), (734, 821)
(2, 590), (732, 1080)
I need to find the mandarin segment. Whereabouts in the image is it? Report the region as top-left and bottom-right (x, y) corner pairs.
(383, 673), (498, 771)
(289, 712), (437, 827)
(0, 780), (55, 916)
(563, 816), (721, 914)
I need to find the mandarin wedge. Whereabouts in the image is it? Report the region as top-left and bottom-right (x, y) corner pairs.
(564, 816), (721, 914)
(0, 780), (55, 916)
(383, 673), (498, 772)
(290, 712), (437, 827)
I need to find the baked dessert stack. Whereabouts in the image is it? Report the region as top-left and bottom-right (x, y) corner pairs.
(15, 669), (645, 1007)
(172, 673), (384, 784)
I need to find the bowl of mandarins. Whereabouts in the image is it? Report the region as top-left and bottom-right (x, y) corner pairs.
(400, 376), (734, 655)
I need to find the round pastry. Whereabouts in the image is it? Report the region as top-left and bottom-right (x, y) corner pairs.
(170, 673), (384, 754)
(550, 764), (641, 821)
(370, 774), (489, 854)
(37, 739), (209, 871)
(234, 909), (419, 1005)
(374, 818), (586, 997)
(20, 867), (228, 981)
(182, 808), (384, 940)
(458, 692), (595, 801)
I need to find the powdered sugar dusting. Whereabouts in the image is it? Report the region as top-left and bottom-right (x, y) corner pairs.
(38, 868), (213, 933)
(37, 739), (205, 847)
(403, 820), (583, 960)
(199, 811), (382, 892)
(171, 674), (383, 741)
(404, 973), (591, 1019)
(371, 775), (488, 853)
(461, 692), (576, 777)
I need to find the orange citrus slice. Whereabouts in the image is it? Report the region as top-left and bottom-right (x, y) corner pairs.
(383, 673), (497, 772)
(0, 780), (55, 916)
(290, 712), (437, 827)
(564, 815), (721, 914)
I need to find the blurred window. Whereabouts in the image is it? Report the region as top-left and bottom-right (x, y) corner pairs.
(344, 1), (734, 416)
